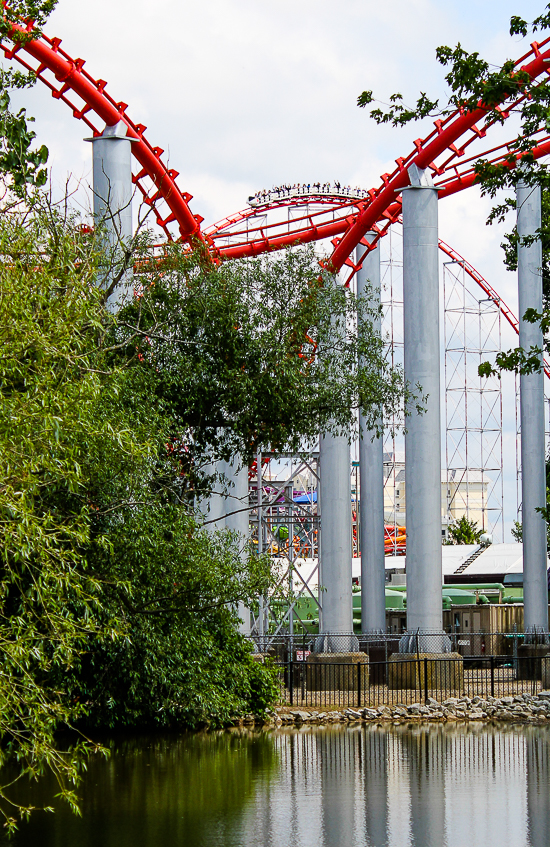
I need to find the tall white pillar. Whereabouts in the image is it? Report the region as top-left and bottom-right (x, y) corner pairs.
(198, 461), (227, 527)
(402, 165), (443, 640)
(224, 457), (251, 635)
(319, 430), (353, 640)
(517, 180), (548, 633)
(87, 121), (135, 310)
(356, 239), (386, 633)
(317, 272), (358, 651)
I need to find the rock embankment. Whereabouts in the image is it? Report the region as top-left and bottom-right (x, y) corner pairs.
(266, 691), (550, 726)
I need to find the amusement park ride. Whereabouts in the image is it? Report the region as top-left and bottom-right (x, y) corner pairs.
(3, 18), (550, 645)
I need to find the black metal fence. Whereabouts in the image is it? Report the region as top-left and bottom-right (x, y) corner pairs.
(275, 653), (550, 709)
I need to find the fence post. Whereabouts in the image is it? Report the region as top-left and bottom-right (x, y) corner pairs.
(289, 659), (294, 706)
(357, 662), (361, 709)
(490, 655), (495, 699)
(424, 657), (429, 704)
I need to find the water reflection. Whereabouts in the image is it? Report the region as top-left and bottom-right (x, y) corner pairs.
(527, 729), (550, 847)
(362, 728), (389, 847)
(401, 726), (446, 846)
(4, 724), (550, 847)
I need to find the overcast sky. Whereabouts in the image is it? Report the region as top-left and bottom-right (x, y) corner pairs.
(9, 0), (550, 538)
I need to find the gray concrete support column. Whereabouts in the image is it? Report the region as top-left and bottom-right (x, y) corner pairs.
(402, 166), (443, 637)
(317, 273), (354, 645)
(224, 456), (251, 635)
(87, 121), (134, 310)
(517, 180), (548, 632)
(356, 239), (386, 633)
(319, 429), (354, 637)
(198, 461), (227, 528)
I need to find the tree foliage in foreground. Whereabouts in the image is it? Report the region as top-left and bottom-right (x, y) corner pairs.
(0, 186), (408, 830)
(0, 204), (264, 830)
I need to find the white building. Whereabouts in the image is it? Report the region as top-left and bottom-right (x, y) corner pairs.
(381, 451), (489, 538)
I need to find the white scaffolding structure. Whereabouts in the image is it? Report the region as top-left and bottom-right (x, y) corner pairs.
(249, 452), (320, 642)
(443, 260), (504, 541)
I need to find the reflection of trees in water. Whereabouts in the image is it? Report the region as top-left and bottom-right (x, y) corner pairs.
(2, 731), (279, 847)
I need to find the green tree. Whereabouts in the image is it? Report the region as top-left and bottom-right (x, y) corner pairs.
(0, 198), (284, 828)
(0, 0), (58, 196)
(0, 202), (137, 830)
(0, 189), (409, 827)
(446, 516), (483, 546)
(114, 241), (407, 487)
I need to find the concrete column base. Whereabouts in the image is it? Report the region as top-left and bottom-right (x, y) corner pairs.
(518, 644), (550, 681)
(541, 657), (550, 688)
(306, 652), (369, 691)
(314, 633), (360, 653)
(388, 652), (463, 691)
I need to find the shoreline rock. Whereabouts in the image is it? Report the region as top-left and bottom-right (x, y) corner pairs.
(259, 691), (550, 727)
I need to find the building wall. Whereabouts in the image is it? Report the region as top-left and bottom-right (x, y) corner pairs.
(381, 460), (488, 533)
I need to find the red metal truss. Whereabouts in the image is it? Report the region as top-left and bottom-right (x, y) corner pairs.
(1, 18), (204, 243)
(329, 38), (550, 273)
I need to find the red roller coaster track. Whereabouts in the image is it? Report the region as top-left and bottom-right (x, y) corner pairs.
(1, 20), (205, 244)
(2, 19), (550, 361)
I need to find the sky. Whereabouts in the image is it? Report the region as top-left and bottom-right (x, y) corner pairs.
(8, 0), (550, 538)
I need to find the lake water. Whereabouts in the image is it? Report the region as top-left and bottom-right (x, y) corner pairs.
(4, 723), (550, 846)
